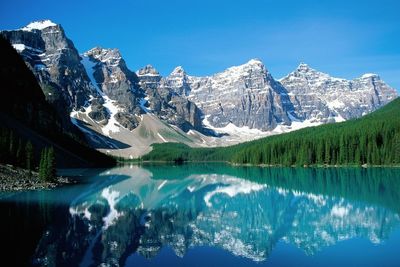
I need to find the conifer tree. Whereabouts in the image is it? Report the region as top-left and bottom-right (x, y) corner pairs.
(16, 138), (23, 166)
(39, 148), (47, 181)
(46, 147), (56, 181)
(25, 141), (34, 177)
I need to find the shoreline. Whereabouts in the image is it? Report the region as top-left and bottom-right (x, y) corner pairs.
(116, 160), (400, 168)
(0, 164), (76, 192)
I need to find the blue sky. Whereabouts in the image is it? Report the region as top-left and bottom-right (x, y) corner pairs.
(1, 0), (399, 91)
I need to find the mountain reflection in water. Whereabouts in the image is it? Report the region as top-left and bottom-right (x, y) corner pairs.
(3, 165), (400, 267)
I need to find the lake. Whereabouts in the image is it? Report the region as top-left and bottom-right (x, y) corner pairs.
(1, 164), (400, 267)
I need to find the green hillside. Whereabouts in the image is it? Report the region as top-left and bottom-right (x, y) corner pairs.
(143, 97), (400, 166)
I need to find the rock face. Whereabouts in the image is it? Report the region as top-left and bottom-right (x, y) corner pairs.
(279, 63), (398, 122)
(137, 65), (203, 132)
(165, 59), (296, 131)
(82, 47), (143, 130)
(1, 20), (98, 129)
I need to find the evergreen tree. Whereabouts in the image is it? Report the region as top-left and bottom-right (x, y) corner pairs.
(25, 141), (34, 177)
(8, 130), (16, 164)
(16, 138), (23, 166)
(39, 148), (47, 181)
(46, 147), (56, 181)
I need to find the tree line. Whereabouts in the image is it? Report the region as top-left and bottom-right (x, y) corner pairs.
(0, 127), (56, 181)
(143, 98), (400, 166)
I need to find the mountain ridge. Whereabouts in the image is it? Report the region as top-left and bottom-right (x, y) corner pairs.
(1, 20), (398, 158)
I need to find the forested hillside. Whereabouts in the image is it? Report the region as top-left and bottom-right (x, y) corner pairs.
(143, 97), (400, 166)
(0, 37), (115, 168)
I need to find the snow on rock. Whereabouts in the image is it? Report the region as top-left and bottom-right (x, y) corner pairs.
(280, 63), (398, 123)
(21, 20), (57, 31)
(80, 55), (122, 136)
(12, 43), (43, 53)
(202, 115), (270, 138)
(101, 95), (122, 135)
(361, 73), (378, 79)
(12, 44), (26, 51)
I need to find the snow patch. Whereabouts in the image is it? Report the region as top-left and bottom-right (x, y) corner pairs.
(21, 20), (57, 31)
(102, 95), (122, 135)
(361, 73), (378, 79)
(203, 115), (269, 137)
(272, 119), (322, 134)
(81, 56), (122, 136)
(12, 43), (43, 53)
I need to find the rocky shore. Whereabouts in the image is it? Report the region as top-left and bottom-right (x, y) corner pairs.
(0, 164), (76, 191)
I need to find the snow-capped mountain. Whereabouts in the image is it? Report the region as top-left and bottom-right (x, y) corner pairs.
(1, 20), (99, 130)
(164, 59), (296, 131)
(280, 63), (397, 123)
(1, 20), (398, 157)
(1, 21), (206, 157)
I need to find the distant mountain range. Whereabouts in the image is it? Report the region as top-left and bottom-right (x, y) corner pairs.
(1, 20), (397, 158)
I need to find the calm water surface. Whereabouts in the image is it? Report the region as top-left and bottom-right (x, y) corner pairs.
(1, 164), (400, 267)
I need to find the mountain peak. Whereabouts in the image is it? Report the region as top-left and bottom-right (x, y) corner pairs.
(84, 47), (122, 64)
(137, 64), (160, 76)
(21, 20), (58, 31)
(360, 73), (380, 79)
(297, 62), (313, 72)
(85, 47), (120, 56)
(224, 58), (266, 75)
(171, 66), (186, 75)
(247, 58), (263, 65)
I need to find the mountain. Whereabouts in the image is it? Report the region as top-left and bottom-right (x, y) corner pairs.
(0, 35), (115, 167)
(280, 63), (397, 123)
(1, 20), (205, 158)
(1, 20), (398, 158)
(143, 97), (400, 166)
(165, 59), (295, 131)
(79, 47), (143, 132)
(1, 20), (99, 131)
(137, 64), (204, 132)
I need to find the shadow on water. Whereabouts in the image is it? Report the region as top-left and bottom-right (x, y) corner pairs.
(0, 163), (399, 267)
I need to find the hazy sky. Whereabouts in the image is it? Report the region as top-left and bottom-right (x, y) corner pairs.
(1, 0), (399, 91)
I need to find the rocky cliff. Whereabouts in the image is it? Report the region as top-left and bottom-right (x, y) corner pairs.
(280, 63), (397, 123)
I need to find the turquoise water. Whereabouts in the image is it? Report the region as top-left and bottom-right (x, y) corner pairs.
(1, 164), (400, 267)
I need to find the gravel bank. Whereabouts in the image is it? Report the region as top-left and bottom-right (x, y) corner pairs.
(0, 164), (76, 191)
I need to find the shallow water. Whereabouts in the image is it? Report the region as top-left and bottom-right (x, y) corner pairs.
(1, 164), (400, 267)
